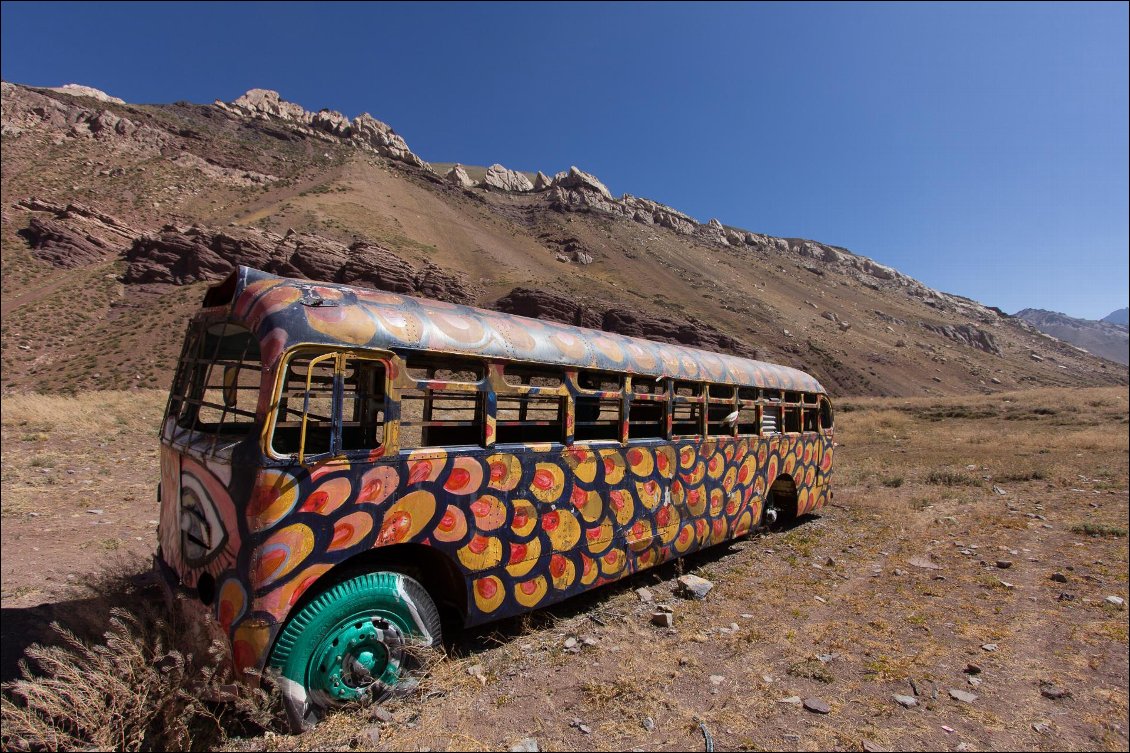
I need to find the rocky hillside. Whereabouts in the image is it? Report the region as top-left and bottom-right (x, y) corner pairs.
(1015, 308), (1129, 366)
(2, 81), (1126, 396)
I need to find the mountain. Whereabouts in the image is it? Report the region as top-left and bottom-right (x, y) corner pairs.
(1, 82), (1126, 396)
(1013, 309), (1129, 366)
(1102, 307), (1129, 326)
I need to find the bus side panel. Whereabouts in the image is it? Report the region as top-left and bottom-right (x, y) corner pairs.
(241, 431), (832, 665)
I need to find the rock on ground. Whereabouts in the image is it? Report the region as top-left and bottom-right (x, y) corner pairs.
(676, 574), (714, 600)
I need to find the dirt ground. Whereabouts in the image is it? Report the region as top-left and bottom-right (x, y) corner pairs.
(2, 387), (1127, 751)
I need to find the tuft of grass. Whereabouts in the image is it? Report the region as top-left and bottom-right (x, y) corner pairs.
(881, 476), (904, 488)
(995, 469), (1047, 482)
(1070, 523), (1128, 538)
(787, 658), (834, 684)
(925, 470), (981, 487)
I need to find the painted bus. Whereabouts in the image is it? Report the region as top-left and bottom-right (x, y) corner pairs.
(156, 266), (834, 728)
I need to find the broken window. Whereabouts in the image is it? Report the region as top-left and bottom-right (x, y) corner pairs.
(166, 322), (262, 453)
(400, 356), (485, 448)
(272, 352), (338, 457)
(574, 371), (622, 442)
(819, 396), (834, 430)
(736, 387), (760, 436)
(269, 351), (387, 458)
(761, 391), (782, 435)
(707, 384), (737, 437)
(341, 358), (386, 451)
(671, 381), (704, 437)
(497, 366), (566, 444)
(628, 376), (668, 440)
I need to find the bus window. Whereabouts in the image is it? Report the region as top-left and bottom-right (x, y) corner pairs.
(672, 381), (703, 437)
(761, 391), (781, 435)
(819, 396), (834, 430)
(736, 387), (759, 435)
(575, 371), (622, 442)
(707, 384), (736, 437)
(341, 358), (386, 451)
(496, 365), (565, 444)
(801, 392), (819, 433)
(628, 376), (667, 440)
(503, 365), (564, 389)
(398, 356), (484, 449)
(272, 352), (337, 457)
(496, 394), (564, 444)
(408, 359), (484, 384)
(783, 403), (802, 433)
(167, 323), (261, 447)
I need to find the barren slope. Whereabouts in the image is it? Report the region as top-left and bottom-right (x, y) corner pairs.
(2, 82), (1126, 397)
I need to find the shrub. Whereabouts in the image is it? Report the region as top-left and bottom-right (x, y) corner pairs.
(1, 577), (281, 751)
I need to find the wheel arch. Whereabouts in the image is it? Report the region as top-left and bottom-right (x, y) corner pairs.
(281, 543), (469, 639)
(767, 472), (799, 524)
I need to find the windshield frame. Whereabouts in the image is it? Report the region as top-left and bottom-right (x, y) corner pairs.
(163, 317), (264, 458)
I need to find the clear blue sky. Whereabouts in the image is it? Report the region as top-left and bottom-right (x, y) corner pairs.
(3, 2), (1127, 320)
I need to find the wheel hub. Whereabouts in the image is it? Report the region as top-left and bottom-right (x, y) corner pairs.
(310, 616), (406, 702)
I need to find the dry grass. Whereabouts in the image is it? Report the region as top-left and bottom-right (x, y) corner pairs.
(0, 559), (281, 751)
(2, 387), (1127, 752)
(0, 389), (166, 436)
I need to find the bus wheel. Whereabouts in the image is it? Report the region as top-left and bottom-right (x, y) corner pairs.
(268, 571), (442, 731)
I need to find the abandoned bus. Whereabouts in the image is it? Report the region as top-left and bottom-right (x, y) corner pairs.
(156, 266), (834, 727)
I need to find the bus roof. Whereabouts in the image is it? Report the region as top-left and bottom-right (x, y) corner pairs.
(215, 266), (825, 394)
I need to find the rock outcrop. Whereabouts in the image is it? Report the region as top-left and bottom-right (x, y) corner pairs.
(537, 162), (1000, 323)
(547, 186), (700, 235)
(533, 171), (553, 191)
(444, 163), (475, 188)
(214, 89), (428, 169)
(170, 152), (278, 186)
(920, 322), (1003, 356)
(45, 84), (126, 104)
(481, 164), (534, 192)
(122, 224), (475, 303)
(15, 198), (141, 267)
(494, 287), (754, 358)
(1, 81), (166, 150)
(18, 216), (116, 268)
(552, 166), (612, 199)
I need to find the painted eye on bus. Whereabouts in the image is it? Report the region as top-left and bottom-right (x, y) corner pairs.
(180, 473), (229, 566)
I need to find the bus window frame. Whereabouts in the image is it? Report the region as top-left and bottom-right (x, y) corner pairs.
(671, 379), (705, 439)
(818, 395), (834, 431)
(782, 390), (806, 435)
(760, 389), (783, 436)
(626, 374), (670, 442)
(570, 369), (626, 445)
(491, 362), (569, 448)
(264, 345), (393, 464)
(394, 353), (488, 454)
(706, 383), (738, 439)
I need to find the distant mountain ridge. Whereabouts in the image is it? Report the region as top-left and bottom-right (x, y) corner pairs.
(1014, 308), (1129, 366)
(1102, 307), (1129, 326)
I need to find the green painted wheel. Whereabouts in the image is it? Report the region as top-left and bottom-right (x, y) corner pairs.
(268, 571), (442, 731)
